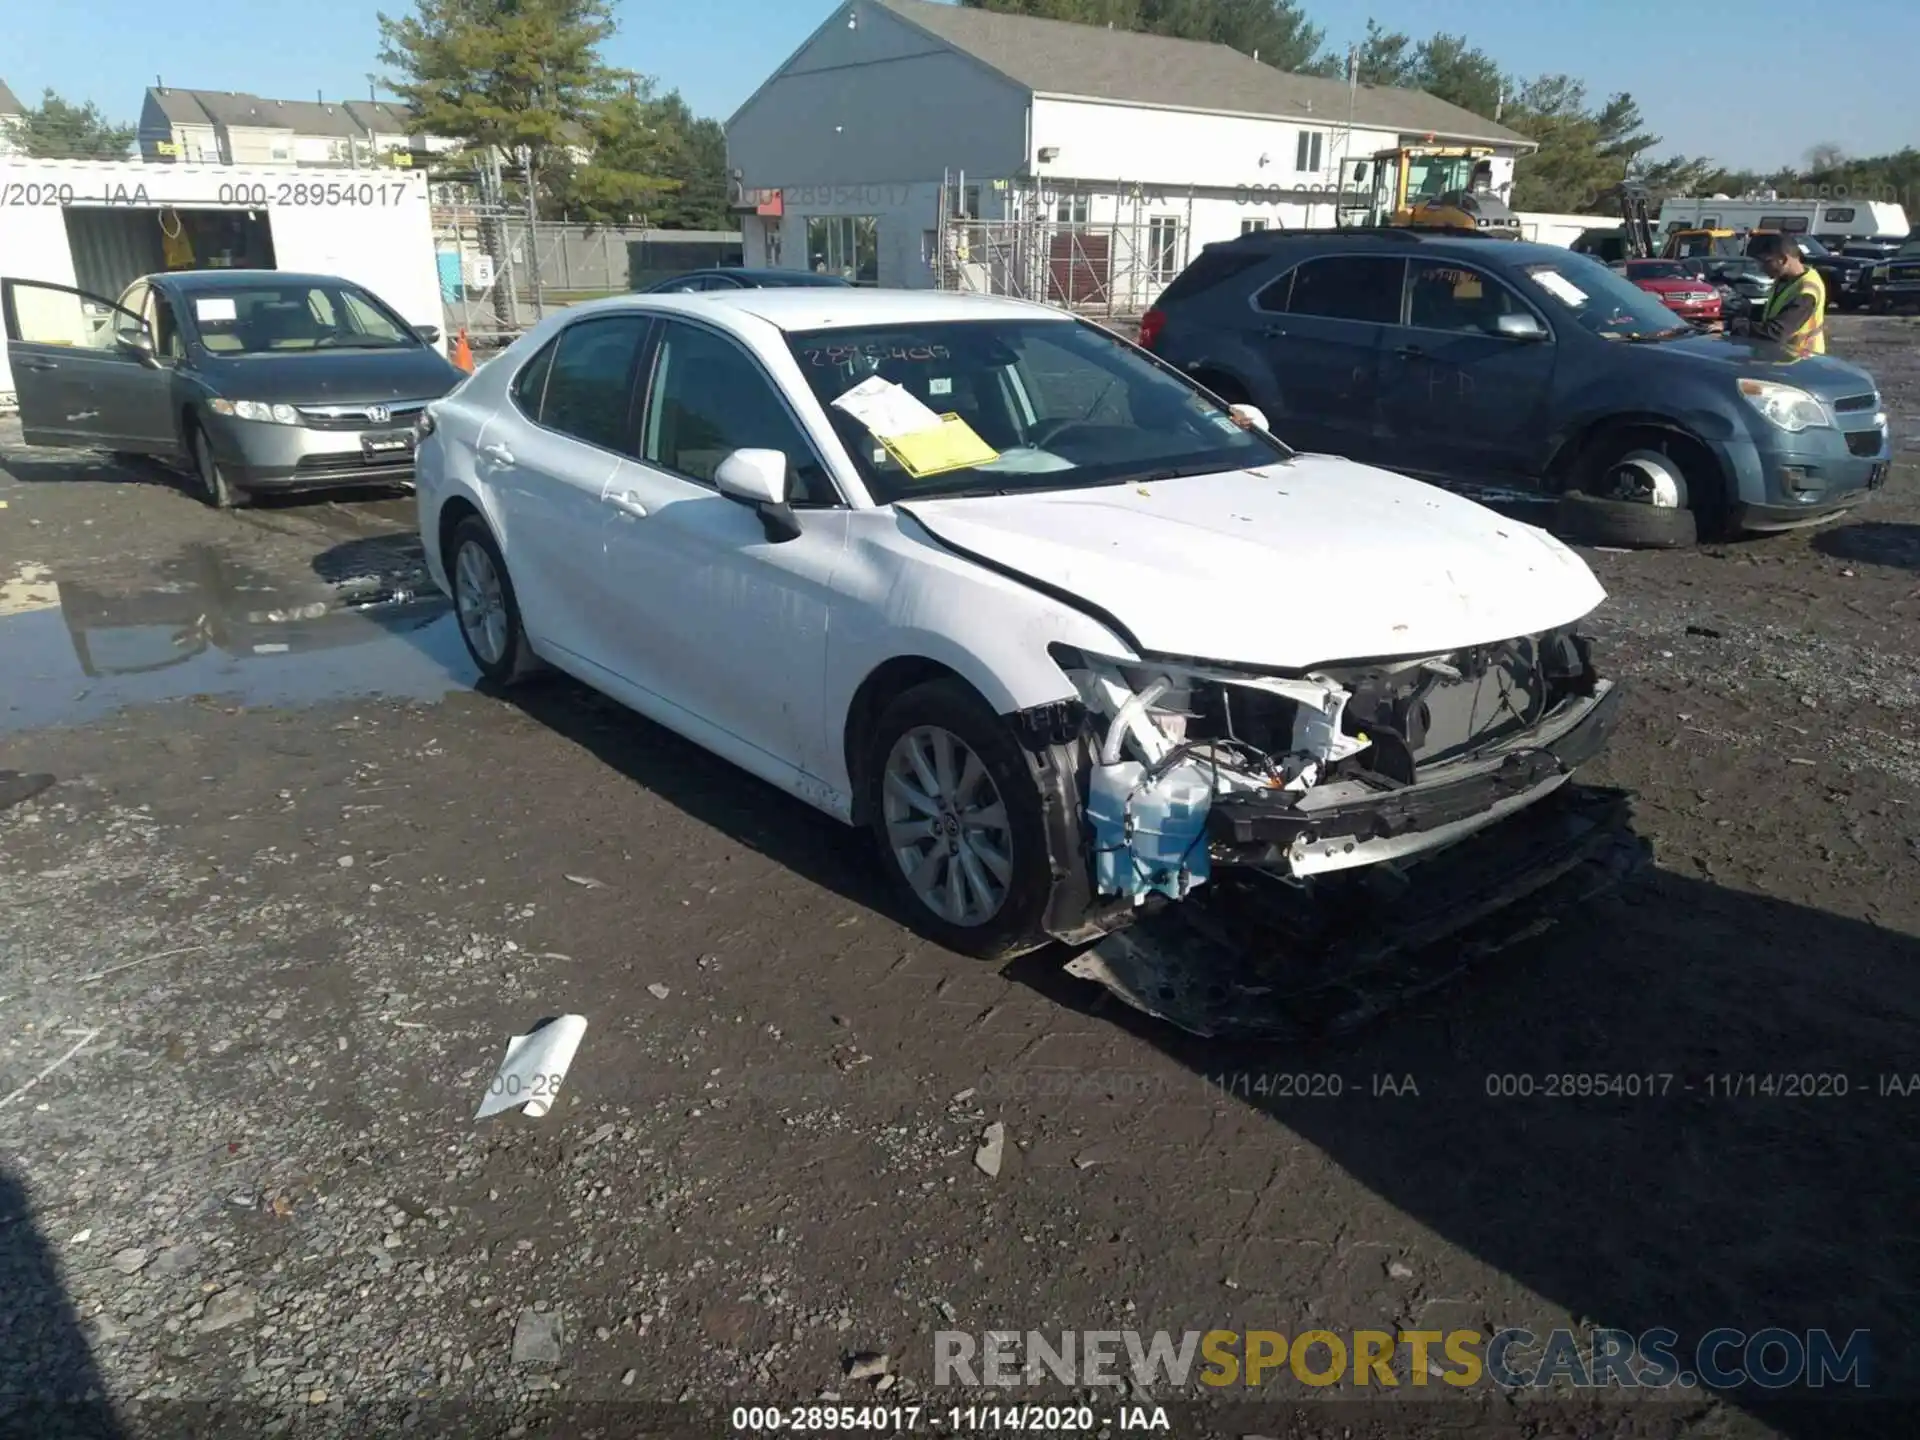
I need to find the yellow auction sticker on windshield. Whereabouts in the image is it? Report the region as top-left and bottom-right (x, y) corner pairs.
(882, 414), (999, 477)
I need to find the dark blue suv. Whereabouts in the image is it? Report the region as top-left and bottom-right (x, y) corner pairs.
(1140, 230), (1891, 547)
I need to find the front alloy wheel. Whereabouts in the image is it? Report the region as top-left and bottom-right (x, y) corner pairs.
(882, 725), (1015, 927)
(864, 677), (1056, 960)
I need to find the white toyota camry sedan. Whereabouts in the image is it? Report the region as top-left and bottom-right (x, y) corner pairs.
(413, 288), (1624, 961)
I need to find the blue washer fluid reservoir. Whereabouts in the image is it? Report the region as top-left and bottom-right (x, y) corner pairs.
(1086, 759), (1214, 903)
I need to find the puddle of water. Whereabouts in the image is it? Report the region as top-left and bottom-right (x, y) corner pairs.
(0, 545), (479, 734)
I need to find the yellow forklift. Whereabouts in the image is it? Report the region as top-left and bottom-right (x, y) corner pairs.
(1348, 145), (1523, 237)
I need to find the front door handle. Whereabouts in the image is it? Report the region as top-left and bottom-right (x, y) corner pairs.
(1260, 325), (1288, 339)
(607, 489), (648, 518)
(17, 357), (57, 372)
(478, 441), (513, 466)
(1394, 344), (1426, 359)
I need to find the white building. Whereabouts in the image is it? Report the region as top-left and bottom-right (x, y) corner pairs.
(137, 86), (456, 169)
(0, 157), (444, 407)
(725, 0), (1536, 307)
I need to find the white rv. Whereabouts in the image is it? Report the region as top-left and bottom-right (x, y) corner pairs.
(1656, 196), (1908, 243)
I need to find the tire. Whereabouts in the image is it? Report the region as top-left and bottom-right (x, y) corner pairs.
(1554, 490), (1697, 549)
(446, 514), (542, 686)
(864, 677), (1056, 960)
(187, 419), (245, 509)
(1560, 429), (1725, 547)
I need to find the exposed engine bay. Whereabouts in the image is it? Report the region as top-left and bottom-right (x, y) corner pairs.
(1050, 625), (1615, 904)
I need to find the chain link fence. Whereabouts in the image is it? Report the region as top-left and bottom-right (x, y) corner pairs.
(429, 187), (740, 351)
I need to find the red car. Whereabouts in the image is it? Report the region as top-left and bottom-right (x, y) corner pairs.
(1621, 259), (1723, 327)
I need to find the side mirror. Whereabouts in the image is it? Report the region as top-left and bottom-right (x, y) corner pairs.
(1228, 402), (1270, 432)
(1495, 312), (1548, 341)
(117, 325), (156, 360)
(715, 447), (801, 543)
(415, 324), (442, 346)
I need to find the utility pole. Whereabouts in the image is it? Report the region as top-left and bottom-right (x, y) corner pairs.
(519, 143), (544, 320)
(485, 147), (518, 333)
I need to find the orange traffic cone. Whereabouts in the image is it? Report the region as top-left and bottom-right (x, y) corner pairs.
(452, 328), (474, 373)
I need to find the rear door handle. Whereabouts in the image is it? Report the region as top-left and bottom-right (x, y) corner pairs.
(1260, 325), (1288, 338)
(478, 441), (513, 466)
(607, 489), (648, 518)
(1395, 344), (1426, 359)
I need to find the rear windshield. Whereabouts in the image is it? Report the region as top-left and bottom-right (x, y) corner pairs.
(1154, 244), (1276, 306)
(186, 281), (416, 354)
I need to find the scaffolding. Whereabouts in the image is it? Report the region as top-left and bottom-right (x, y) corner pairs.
(931, 173), (1193, 322)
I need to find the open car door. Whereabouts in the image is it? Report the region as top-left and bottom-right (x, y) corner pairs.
(1, 278), (176, 451)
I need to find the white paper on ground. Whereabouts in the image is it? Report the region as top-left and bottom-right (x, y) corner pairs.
(475, 1013), (588, 1119)
(830, 375), (944, 439)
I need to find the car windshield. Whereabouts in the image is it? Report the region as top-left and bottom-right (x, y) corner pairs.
(187, 281), (416, 354)
(785, 318), (1289, 503)
(1517, 255), (1692, 339)
(1897, 241), (1920, 259)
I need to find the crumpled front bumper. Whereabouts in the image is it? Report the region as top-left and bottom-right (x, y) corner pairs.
(1066, 780), (1650, 1039)
(1205, 679), (1622, 876)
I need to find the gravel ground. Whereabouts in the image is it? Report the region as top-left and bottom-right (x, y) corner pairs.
(3, 316), (1919, 1440)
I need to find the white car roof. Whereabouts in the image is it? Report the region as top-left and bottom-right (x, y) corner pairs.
(570, 287), (1073, 333)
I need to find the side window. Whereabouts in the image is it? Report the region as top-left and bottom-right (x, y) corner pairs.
(1283, 256), (1405, 324)
(1404, 261), (1532, 336)
(509, 338), (557, 420)
(148, 291), (186, 360)
(540, 317), (649, 452)
(640, 319), (835, 506)
(117, 282), (151, 326)
(1254, 270), (1294, 313)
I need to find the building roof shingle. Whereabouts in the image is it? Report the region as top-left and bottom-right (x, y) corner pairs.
(0, 78), (25, 116)
(146, 88), (391, 139)
(871, 0), (1533, 149)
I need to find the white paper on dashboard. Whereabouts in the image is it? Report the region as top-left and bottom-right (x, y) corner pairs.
(831, 375), (944, 439)
(1530, 271), (1588, 305)
(474, 1013), (588, 1119)
(195, 297), (238, 323)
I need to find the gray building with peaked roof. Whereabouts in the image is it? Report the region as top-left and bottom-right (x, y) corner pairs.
(726, 0), (1535, 301)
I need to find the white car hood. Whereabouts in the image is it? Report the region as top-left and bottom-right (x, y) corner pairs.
(896, 455), (1606, 671)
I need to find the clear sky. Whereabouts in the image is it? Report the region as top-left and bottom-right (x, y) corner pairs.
(3, 0), (1910, 172)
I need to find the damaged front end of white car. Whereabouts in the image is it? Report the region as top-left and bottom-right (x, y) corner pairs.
(1030, 626), (1644, 1037)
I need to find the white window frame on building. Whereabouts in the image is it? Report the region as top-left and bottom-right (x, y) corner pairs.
(1054, 192), (1090, 225)
(1295, 129), (1324, 173)
(1241, 218), (1268, 234)
(1149, 216), (1182, 282)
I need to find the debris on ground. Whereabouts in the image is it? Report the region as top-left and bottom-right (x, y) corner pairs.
(844, 1351), (889, 1382)
(974, 1122), (1006, 1177)
(475, 1014), (588, 1119)
(511, 1309), (564, 1366)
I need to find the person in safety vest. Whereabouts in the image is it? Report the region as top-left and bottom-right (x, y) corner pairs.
(1732, 231), (1826, 356)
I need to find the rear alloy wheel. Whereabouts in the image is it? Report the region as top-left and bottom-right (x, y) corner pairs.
(448, 515), (541, 686)
(189, 422), (244, 509)
(866, 678), (1054, 960)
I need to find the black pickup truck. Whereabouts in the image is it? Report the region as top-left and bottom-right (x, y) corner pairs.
(1866, 238), (1920, 313)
